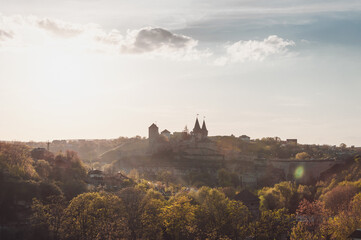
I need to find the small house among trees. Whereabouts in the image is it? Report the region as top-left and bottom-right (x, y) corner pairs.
(349, 229), (361, 240)
(234, 189), (260, 219)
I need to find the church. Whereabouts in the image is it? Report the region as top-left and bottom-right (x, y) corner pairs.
(148, 117), (209, 146)
(191, 117), (208, 141)
(147, 117), (223, 164)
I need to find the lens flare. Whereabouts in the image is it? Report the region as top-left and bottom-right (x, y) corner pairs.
(294, 166), (304, 179)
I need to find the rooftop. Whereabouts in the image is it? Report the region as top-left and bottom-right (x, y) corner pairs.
(234, 189), (260, 203)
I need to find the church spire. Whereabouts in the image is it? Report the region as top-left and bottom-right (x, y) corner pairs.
(193, 116), (201, 133)
(201, 119), (207, 131)
(201, 117), (208, 137)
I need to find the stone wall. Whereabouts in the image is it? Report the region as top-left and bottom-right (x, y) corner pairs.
(268, 159), (346, 183)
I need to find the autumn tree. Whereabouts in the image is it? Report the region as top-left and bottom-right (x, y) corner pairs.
(117, 187), (145, 240)
(227, 200), (251, 239)
(51, 151), (87, 200)
(0, 142), (37, 179)
(326, 192), (361, 239)
(250, 208), (295, 240)
(258, 181), (312, 213)
(38, 181), (63, 203)
(62, 192), (129, 240)
(339, 143), (347, 149)
(35, 160), (51, 179)
(192, 187), (250, 239)
(290, 199), (329, 240)
(322, 184), (359, 214)
(291, 222), (323, 240)
(295, 152), (311, 160)
(140, 189), (166, 240)
(31, 196), (66, 240)
(161, 194), (197, 240)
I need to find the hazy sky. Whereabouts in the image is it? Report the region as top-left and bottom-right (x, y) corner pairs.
(1, 0), (361, 146)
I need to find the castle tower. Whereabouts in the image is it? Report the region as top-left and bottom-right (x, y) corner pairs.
(201, 119), (208, 138)
(148, 123), (159, 146)
(161, 129), (171, 140)
(192, 117), (203, 141)
(193, 117), (202, 134)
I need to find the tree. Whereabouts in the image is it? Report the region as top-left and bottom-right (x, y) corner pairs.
(226, 200), (251, 240)
(250, 208), (295, 240)
(31, 196), (66, 240)
(296, 199), (328, 230)
(291, 222), (323, 240)
(194, 187), (230, 239)
(161, 195), (197, 240)
(139, 189), (165, 240)
(258, 181), (312, 213)
(323, 184), (359, 214)
(220, 187), (236, 199)
(0, 142), (37, 179)
(51, 151), (87, 200)
(290, 199), (329, 240)
(117, 187), (145, 240)
(326, 192), (361, 239)
(60, 179), (87, 201)
(62, 192), (129, 240)
(339, 143), (347, 149)
(35, 160), (52, 179)
(158, 170), (174, 186)
(295, 152), (311, 160)
(192, 187), (250, 239)
(38, 181), (63, 203)
(140, 197), (165, 239)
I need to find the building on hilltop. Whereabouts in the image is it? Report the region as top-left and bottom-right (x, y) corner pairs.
(148, 123), (172, 153)
(240, 135), (250, 142)
(286, 139), (297, 145)
(348, 229), (361, 240)
(161, 129), (171, 140)
(191, 117), (208, 141)
(201, 119), (208, 138)
(147, 116), (212, 154)
(30, 147), (54, 161)
(148, 123), (159, 146)
(234, 189), (260, 219)
(87, 169), (104, 186)
(148, 117), (209, 146)
(192, 117), (202, 139)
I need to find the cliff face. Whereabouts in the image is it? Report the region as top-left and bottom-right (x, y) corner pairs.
(99, 138), (346, 187)
(99, 137), (225, 173)
(99, 139), (149, 163)
(269, 159), (346, 184)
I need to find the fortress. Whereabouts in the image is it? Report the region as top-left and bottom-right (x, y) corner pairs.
(100, 117), (348, 188)
(149, 117), (209, 148)
(147, 117), (224, 165)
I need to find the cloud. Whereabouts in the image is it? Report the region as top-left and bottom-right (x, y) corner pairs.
(37, 18), (83, 37)
(0, 29), (13, 41)
(0, 14), (209, 60)
(116, 27), (211, 60)
(216, 35), (295, 65)
(95, 29), (123, 45)
(120, 27), (197, 53)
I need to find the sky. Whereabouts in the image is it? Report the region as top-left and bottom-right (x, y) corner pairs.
(1, 0), (361, 146)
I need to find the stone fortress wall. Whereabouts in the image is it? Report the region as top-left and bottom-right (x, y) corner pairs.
(108, 118), (348, 188)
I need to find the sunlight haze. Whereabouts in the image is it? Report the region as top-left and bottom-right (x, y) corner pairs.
(1, 0), (361, 146)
